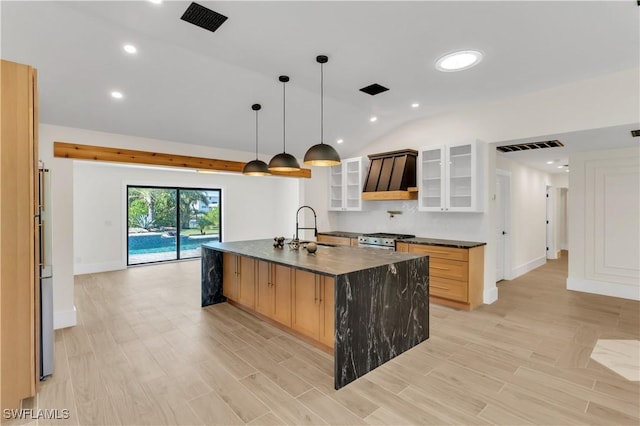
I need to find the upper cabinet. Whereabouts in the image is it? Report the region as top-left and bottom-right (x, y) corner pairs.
(329, 156), (365, 211)
(418, 141), (483, 212)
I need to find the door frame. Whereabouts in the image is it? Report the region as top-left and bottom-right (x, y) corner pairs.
(496, 170), (512, 281)
(546, 185), (558, 260)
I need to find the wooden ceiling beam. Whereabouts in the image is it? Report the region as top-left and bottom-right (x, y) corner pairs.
(53, 141), (312, 178)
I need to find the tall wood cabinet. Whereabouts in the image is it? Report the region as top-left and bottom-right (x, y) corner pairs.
(1, 60), (39, 411)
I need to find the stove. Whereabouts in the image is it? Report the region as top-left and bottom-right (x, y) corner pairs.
(357, 233), (415, 250)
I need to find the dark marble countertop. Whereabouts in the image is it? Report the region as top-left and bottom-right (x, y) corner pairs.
(317, 231), (362, 239)
(203, 239), (424, 276)
(400, 237), (486, 249)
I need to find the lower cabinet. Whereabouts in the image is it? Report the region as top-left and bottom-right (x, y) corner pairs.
(291, 270), (335, 349)
(317, 234), (359, 247)
(255, 261), (292, 327)
(223, 255), (333, 350)
(222, 253), (255, 309)
(396, 243), (484, 310)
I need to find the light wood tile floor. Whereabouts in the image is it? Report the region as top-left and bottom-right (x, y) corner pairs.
(23, 254), (640, 425)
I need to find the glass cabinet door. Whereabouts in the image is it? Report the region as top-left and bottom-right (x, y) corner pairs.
(329, 164), (344, 210)
(447, 143), (473, 210)
(328, 157), (364, 211)
(345, 158), (361, 210)
(419, 147), (445, 211)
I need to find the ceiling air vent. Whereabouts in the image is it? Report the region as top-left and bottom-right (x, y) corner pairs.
(497, 140), (564, 153)
(181, 2), (228, 34)
(631, 130), (640, 137)
(360, 83), (389, 96)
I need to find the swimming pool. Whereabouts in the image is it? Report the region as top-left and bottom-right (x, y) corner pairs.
(128, 233), (219, 254)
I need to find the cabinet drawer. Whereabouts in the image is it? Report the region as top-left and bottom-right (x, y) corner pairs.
(317, 235), (351, 246)
(430, 277), (468, 302)
(430, 258), (468, 282)
(408, 244), (468, 261)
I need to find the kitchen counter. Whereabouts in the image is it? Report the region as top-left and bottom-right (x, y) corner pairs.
(316, 231), (362, 239)
(203, 239), (423, 276)
(201, 239), (429, 389)
(402, 237), (486, 249)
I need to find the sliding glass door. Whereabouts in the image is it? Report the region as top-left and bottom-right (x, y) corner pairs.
(127, 186), (221, 265)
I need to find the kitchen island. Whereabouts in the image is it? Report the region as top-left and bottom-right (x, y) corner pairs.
(201, 239), (429, 389)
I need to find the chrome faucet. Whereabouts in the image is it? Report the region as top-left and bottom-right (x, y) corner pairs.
(295, 205), (317, 241)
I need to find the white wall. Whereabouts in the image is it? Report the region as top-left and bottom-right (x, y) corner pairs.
(40, 124), (302, 328)
(73, 162), (299, 274)
(568, 147), (640, 300)
(496, 156), (551, 276)
(303, 68), (638, 305)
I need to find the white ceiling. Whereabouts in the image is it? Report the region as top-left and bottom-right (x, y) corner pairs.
(2, 1), (638, 170)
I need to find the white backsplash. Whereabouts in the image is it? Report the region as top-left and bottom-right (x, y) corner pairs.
(332, 200), (487, 243)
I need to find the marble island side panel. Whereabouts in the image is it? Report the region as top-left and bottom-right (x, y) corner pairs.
(335, 256), (429, 388)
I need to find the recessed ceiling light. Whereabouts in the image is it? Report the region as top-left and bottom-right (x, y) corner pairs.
(557, 165), (563, 169)
(436, 50), (483, 72)
(546, 161), (554, 164)
(411, 103), (420, 108)
(111, 91), (124, 99)
(123, 44), (137, 54)
(149, 0), (162, 4)
(370, 116), (378, 123)
(336, 139), (344, 144)
(565, 169), (570, 173)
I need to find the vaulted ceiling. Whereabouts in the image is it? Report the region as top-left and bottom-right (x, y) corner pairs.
(2, 1), (638, 170)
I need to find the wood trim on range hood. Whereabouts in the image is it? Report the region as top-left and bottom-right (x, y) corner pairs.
(362, 149), (417, 200)
(53, 141), (311, 178)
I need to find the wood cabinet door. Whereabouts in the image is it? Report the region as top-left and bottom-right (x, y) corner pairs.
(317, 234), (350, 246)
(319, 277), (335, 349)
(291, 269), (320, 339)
(255, 260), (273, 317)
(237, 256), (256, 309)
(272, 264), (292, 327)
(222, 253), (238, 301)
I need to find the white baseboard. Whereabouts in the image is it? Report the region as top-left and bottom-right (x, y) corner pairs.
(54, 306), (77, 329)
(511, 256), (546, 280)
(483, 286), (498, 304)
(74, 261), (125, 275)
(567, 277), (640, 301)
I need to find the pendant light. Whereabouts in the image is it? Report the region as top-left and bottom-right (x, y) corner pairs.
(242, 104), (271, 176)
(304, 55), (341, 166)
(268, 75), (301, 172)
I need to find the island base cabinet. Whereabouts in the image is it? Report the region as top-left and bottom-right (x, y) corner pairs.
(292, 270), (334, 350)
(222, 253), (238, 301)
(319, 277), (335, 348)
(222, 253), (255, 309)
(256, 261), (292, 327)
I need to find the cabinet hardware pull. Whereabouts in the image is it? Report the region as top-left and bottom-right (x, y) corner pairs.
(430, 285), (449, 290)
(314, 276), (318, 304)
(431, 266), (450, 270)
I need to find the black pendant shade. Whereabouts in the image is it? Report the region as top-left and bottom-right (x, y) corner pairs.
(242, 104), (271, 176)
(269, 75), (300, 172)
(304, 55), (341, 167)
(304, 143), (341, 166)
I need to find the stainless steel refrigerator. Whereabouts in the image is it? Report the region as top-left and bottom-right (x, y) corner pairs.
(39, 164), (54, 379)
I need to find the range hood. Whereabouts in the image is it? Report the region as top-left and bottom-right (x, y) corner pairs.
(362, 149), (418, 200)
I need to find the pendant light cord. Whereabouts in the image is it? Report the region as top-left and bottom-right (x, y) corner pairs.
(255, 109), (259, 160)
(282, 81), (286, 153)
(320, 62), (324, 144)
